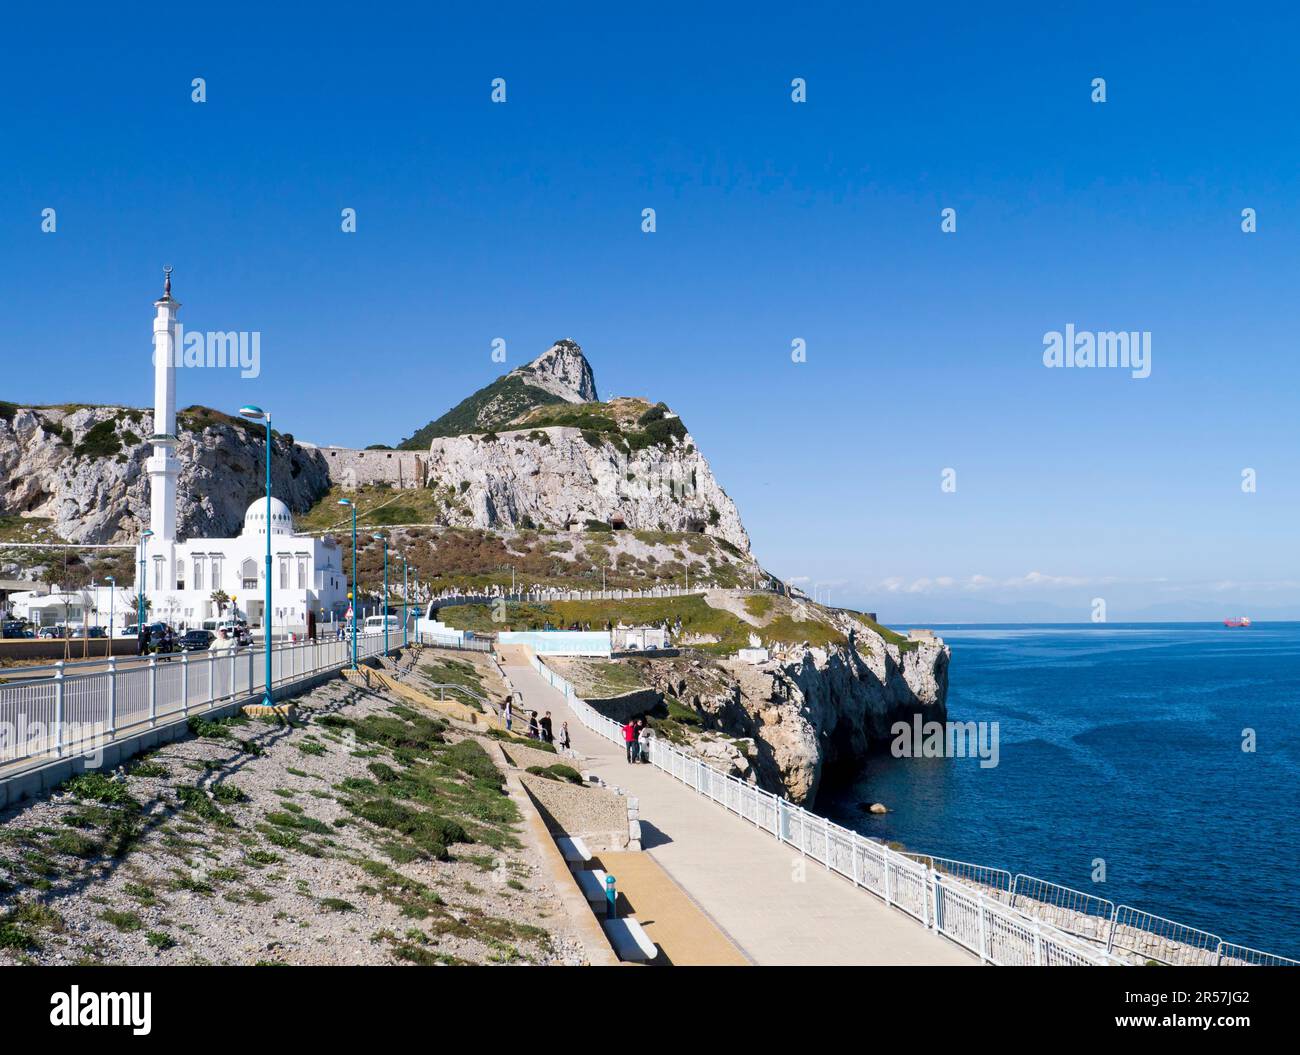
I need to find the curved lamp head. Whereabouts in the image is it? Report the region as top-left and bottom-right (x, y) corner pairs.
(238, 405), (267, 422)
(141, 529), (154, 540)
(106, 576), (115, 585)
(337, 498), (354, 507)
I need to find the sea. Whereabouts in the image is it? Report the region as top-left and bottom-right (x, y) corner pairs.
(820, 623), (1300, 959)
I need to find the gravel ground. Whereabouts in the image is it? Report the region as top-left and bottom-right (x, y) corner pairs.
(518, 774), (628, 852)
(0, 672), (592, 966)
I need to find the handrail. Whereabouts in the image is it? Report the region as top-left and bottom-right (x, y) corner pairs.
(528, 653), (1297, 968)
(0, 633), (393, 774)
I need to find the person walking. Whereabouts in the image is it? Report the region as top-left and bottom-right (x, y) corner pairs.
(638, 720), (651, 764)
(503, 695), (513, 731)
(559, 721), (571, 755)
(622, 719), (637, 763)
(539, 710), (553, 745)
(528, 711), (540, 739)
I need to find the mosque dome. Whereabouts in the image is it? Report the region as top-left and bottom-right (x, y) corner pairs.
(242, 496), (295, 536)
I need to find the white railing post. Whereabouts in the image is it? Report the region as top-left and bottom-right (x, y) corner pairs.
(106, 658), (117, 737)
(884, 857), (893, 905)
(229, 647), (237, 700)
(851, 837), (860, 887)
(181, 652), (190, 715)
(53, 660), (65, 757)
(978, 895), (989, 962)
(825, 826), (832, 870)
(1033, 919), (1043, 965)
(148, 655), (158, 726)
(207, 652), (215, 704)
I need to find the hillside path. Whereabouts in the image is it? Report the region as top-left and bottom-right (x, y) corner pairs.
(501, 658), (975, 966)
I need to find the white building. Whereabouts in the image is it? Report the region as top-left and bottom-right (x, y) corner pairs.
(138, 271), (349, 634)
(8, 585), (136, 634)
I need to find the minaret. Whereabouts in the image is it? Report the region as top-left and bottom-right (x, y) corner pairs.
(147, 267), (181, 542)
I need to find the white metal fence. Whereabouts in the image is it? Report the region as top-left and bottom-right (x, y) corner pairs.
(529, 654), (1298, 968)
(0, 634), (392, 773)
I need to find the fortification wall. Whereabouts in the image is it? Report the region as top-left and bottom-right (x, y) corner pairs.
(306, 446), (428, 490)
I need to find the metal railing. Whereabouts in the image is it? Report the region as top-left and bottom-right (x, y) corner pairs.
(529, 653), (1298, 967)
(529, 654), (1123, 966)
(0, 633), (393, 773)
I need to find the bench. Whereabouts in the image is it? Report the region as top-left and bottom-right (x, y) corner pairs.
(602, 917), (658, 963)
(556, 836), (592, 866)
(574, 868), (610, 906)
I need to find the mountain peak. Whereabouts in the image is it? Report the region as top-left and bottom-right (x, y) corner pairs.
(508, 339), (598, 404)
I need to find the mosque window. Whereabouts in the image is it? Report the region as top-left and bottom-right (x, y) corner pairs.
(241, 558), (258, 590)
(297, 558), (307, 589)
(193, 559), (203, 591)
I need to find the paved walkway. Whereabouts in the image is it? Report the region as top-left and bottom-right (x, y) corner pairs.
(503, 660), (975, 966)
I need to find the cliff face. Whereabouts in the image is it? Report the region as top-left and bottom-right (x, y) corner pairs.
(738, 631), (950, 804)
(631, 621), (949, 805)
(0, 405), (331, 544)
(423, 422), (751, 552)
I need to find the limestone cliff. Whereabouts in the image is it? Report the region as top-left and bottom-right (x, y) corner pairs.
(613, 606), (949, 805)
(0, 404), (331, 544)
(422, 416), (750, 552)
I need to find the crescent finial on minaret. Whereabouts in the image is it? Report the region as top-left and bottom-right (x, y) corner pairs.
(163, 265), (173, 298)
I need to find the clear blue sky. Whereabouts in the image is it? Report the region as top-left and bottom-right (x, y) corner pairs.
(3, 2), (1298, 620)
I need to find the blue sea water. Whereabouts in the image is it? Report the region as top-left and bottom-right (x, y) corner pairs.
(821, 623), (1300, 959)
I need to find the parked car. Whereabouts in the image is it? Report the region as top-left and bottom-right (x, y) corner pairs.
(142, 623), (179, 654)
(86, 627), (107, 639)
(2, 620), (29, 639)
(37, 626), (67, 639)
(180, 629), (215, 652)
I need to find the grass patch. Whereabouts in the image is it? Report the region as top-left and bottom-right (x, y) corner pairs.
(100, 908), (143, 932)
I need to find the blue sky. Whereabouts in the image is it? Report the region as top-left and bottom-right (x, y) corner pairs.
(2, 2), (1298, 620)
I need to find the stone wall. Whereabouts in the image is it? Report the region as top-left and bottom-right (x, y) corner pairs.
(306, 446), (428, 490)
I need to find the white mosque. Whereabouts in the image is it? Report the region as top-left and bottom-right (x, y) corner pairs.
(138, 271), (349, 634)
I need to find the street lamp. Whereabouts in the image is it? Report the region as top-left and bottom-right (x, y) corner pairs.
(375, 533), (389, 655)
(105, 576), (115, 658)
(337, 498), (357, 669)
(401, 554), (408, 648)
(238, 404), (274, 707)
(137, 528), (154, 631)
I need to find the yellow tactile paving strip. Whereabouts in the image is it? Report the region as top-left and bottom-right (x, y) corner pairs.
(593, 850), (750, 966)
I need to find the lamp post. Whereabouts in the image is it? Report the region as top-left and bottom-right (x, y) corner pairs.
(401, 555), (409, 648)
(105, 576), (115, 658)
(137, 528), (154, 629)
(375, 533), (389, 655)
(337, 498), (357, 669)
(238, 405), (274, 707)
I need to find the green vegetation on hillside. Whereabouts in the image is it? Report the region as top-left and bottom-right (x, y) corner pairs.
(518, 399), (688, 454)
(440, 595), (848, 655)
(398, 374), (566, 449)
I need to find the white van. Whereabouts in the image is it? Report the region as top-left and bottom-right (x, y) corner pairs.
(362, 615), (401, 635)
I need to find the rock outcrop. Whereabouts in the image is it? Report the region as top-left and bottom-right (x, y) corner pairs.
(0, 405), (331, 544)
(399, 340), (599, 448)
(630, 623), (949, 805)
(507, 339), (597, 404)
(423, 413), (750, 551)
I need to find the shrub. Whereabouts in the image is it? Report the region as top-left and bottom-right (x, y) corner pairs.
(72, 419), (123, 459)
(64, 772), (138, 807)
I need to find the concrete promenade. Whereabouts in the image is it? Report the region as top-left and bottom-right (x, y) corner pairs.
(502, 659), (976, 966)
